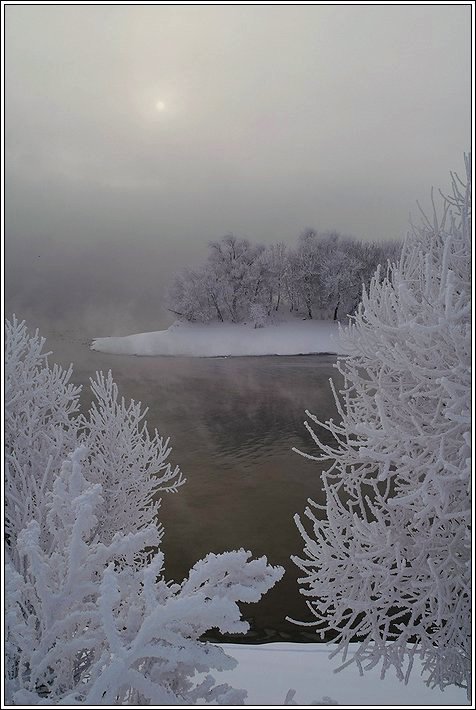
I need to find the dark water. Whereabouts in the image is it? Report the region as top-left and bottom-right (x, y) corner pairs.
(46, 328), (342, 643)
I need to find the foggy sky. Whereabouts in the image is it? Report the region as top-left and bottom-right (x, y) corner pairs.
(5, 5), (471, 335)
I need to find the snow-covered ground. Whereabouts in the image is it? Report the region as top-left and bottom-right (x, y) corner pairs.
(217, 643), (468, 706)
(91, 319), (343, 357)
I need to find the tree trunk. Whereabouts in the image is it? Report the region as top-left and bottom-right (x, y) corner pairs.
(210, 295), (224, 322)
(333, 300), (340, 321)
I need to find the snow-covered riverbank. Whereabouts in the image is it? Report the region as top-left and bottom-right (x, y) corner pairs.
(218, 642), (467, 705)
(91, 319), (343, 357)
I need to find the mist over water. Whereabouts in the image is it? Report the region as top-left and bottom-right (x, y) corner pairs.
(5, 235), (196, 338)
(21, 323), (341, 641)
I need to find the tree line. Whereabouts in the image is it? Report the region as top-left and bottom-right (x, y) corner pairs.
(167, 230), (401, 326)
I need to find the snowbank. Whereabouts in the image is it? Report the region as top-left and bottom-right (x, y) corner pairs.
(91, 320), (343, 357)
(218, 642), (467, 706)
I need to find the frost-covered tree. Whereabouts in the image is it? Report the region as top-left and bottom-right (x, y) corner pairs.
(168, 231), (396, 324)
(5, 318), (284, 704)
(291, 156), (471, 697)
(250, 302), (268, 328)
(6, 447), (282, 704)
(5, 321), (183, 560)
(167, 236), (268, 324)
(290, 230), (362, 321)
(341, 239), (403, 318)
(291, 232), (402, 322)
(83, 370), (185, 547)
(167, 267), (217, 322)
(5, 317), (81, 562)
(303, 232), (357, 321)
(207, 235), (267, 323)
(283, 248), (304, 313)
(292, 229), (323, 319)
(263, 242), (288, 313)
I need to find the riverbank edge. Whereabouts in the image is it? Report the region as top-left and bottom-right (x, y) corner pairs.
(90, 319), (345, 358)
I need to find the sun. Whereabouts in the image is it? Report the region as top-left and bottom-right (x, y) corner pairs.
(155, 100), (166, 112)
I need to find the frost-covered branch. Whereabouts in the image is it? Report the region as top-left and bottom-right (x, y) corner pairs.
(291, 156), (471, 697)
(82, 370), (185, 547)
(5, 316), (81, 561)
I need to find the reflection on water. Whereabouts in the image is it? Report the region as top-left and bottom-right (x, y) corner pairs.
(46, 329), (342, 642)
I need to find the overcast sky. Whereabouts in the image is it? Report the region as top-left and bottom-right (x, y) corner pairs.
(5, 4), (471, 334)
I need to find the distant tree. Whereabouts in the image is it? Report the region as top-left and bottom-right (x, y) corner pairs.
(297, 232), (403, 322)
(306, 231), (357, 321)
(342, 239), (403, 317)
(250, 302), (268, 328)
(168, 231), (401, 325)
(5, 318), (284, 704)
(167, 267), (217, 322)
(282, 249), (302, 314)
(291, 157), (471, 697)
(292, 229), (322, 319)
(264, 242), (288, 313)
(168, 235), (269, 324)
(291, 230), (356, 321)
(207, 235), (266, 323)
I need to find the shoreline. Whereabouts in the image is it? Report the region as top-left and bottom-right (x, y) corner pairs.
(90, 319), (345, 358)
(87, 346), (340, 360)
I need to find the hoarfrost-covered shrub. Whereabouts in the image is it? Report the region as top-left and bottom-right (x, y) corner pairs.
(5, 319), (284, 704)
(5, 316), (81, 562)
(291, 156), (471, 697)
(83, 370), (185, 547)
(5, 317), (184, 560)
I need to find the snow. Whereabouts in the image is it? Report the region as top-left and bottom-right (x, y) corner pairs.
(216, 643), (469, 706)
(90, 319), (343, 357)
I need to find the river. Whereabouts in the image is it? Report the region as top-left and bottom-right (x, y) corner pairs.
(40, 326), (343, 643)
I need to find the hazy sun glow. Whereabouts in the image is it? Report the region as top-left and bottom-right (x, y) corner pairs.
(155, 100), (166, 112)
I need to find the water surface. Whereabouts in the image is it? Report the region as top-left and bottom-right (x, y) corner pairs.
(46, 328), (342, 642)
